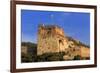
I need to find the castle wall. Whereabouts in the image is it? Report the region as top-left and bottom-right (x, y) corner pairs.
(37, 36), (59, 55)
(80, 46), (90, 58)
(37, 25), (68, 55)
(37, 25), (90, 60)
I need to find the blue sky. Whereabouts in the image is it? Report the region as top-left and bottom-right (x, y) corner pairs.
(21, 9), (90, 45)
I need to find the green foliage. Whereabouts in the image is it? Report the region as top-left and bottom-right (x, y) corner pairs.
(66, 36), (90, 48)
(35, 52), (65, 62)
(22, 42), (37, 49)
(21, 53), (33, 62)
(73, 55), (81, 60)
(22, 52), (85, 62)
(21, 42), (37, 62)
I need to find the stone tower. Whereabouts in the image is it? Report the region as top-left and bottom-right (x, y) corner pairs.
(37, 24), (68, 55)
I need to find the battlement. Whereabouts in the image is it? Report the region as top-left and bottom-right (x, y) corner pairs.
(38, 24), (62, 29)
(38, 24), (64, 37)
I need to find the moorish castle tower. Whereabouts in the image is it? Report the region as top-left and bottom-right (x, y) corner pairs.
(37, 24), (68, 55)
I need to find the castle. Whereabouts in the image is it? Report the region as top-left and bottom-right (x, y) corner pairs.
(37, 24), (68, 55)
(37, 24), (90, 59)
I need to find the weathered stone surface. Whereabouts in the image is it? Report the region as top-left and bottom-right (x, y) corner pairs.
(37, 24), (90, 60)
(80, 46), (90, 58)
(37, 24), (68, 55)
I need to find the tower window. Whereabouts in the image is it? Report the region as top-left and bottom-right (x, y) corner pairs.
(59, 40), (63, 45)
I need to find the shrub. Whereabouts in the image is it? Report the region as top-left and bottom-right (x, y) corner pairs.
(36, 52), (65, 62)
(21, 53), (33, 62)
(22, 52), (66, 62)
(73, 55), (81, 60)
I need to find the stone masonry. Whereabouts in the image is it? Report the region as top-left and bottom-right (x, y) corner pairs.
(37, 24), (90, 59)
(37, 24), (68, 55)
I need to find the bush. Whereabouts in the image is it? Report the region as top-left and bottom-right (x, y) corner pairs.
(36, 52), (65, 62)
(22, 52), (66, 62)
(21, 53), (33, 62)
(73, 55), (81, 60)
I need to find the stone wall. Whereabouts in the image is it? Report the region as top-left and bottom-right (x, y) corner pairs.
(37, 25), (68, 55)
(80, 46), (90, 58)
(37, 24), (90, 60)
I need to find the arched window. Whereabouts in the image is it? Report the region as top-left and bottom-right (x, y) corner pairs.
(59, 40), (63, 45)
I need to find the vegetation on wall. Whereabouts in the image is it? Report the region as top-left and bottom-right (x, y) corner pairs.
(66, 36), (90, 48)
